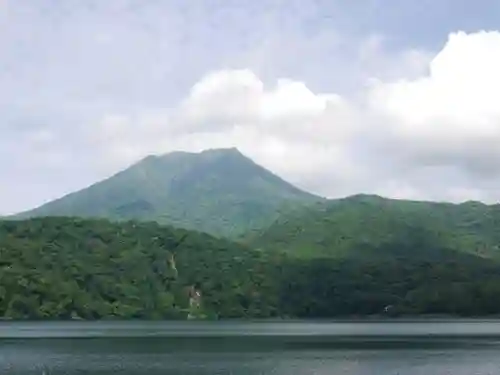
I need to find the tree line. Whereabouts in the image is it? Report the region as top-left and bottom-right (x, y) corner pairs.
(2, 217), (500, 319)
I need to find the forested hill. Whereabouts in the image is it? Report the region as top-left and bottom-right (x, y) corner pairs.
(15, 148), (322, 238)
(248, 194), (500, 259)
(4, 217), (500, 319)
(0, 217), (279, 319)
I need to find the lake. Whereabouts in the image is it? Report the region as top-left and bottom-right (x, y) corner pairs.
(2, 320), (500, 374)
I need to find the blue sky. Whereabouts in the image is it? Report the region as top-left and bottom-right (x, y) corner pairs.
(2, 0), (500, 214)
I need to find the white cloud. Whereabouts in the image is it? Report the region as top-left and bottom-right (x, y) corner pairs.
(85, 30), (500, 204)
(2, 0), (452, 215)
(368, 30), (500, 174)
(178, 70), (262, 130)
(87, 68), (364, 195)
(5, 26), (500, 214)
(178, 69), (343, 131)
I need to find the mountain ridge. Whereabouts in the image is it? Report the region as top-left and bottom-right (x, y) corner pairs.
(5, 216), (500, 319)
(7, 148), (500, 318)
(248, 194), (500, 258)
(15, 148), (323, 237)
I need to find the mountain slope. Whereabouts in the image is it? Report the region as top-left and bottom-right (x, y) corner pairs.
(16, 148), (322, 237)
(248, 194), (500, 258)
(5, 217), (500, 318)
(0, 217), (279, 319)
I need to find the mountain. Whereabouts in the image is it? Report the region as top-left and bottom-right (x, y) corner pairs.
(0, 217), (278, 319)
(248, 194), (500, 259)
(15, 148), (322, 237)
(4, 217), (500, 319)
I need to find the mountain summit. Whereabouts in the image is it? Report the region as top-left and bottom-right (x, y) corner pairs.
(16, 148), (322, 237)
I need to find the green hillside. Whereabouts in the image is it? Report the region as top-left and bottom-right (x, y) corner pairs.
(248, 194), (500, 258)
(15, 148), (322, 238)
(10, 150), (500, 318)
(0, 217), (278, 319)
(3, 217), (500, 319)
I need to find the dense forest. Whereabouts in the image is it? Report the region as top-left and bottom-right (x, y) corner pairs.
(0, 218), (279, 319)
(2, 217), (500, 320)
(248, 194), (500, 259)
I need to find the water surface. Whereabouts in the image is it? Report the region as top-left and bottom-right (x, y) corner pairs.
(2, 320), (500, 374)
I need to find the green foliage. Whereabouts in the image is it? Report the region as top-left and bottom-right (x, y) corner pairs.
(0, 218), (279, 320)
(6, 192), (500, 319)
(278, 245), (500, 317)
(15, 148), (321, 238)
(240, 194), (500, 317)
(249, 194), (500, 259)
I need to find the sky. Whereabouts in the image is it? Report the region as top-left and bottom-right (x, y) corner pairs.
(2, 0), (500, 214)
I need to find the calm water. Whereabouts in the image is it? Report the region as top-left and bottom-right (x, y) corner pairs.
(2, 321), (500, 374)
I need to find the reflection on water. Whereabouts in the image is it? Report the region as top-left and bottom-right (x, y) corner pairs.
(2, 321), (500, 374)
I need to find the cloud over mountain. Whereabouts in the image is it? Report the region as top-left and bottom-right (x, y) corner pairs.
(78, 31), (500, 205)
(2, 0), (500, 213)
